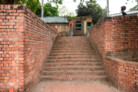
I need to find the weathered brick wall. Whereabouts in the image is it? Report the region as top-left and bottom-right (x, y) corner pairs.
(0, 5), (25, 92)
(23, 7), (56, 91)
(89, 17), (138, 57)
(0, 5), (56, 92)
(89, 16), (138, 92)
(104, 57), (138, 92)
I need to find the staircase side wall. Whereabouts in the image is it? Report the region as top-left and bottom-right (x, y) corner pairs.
(0, 5), (25, 92)
(0, 5), (56, 92)
(23, 6), (56, 92)
(89, 16), (138, 92)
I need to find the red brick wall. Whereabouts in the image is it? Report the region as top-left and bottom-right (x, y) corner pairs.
(0, 5), (56, 92)
(0, 5), (25, 92)
(104, 57), (138, 92)
(89, 17), (138, 56)
(23, 6), (56, 91)
(89, 16), (138, 92)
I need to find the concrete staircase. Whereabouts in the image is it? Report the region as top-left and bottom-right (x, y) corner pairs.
(41, 36), (108, 81)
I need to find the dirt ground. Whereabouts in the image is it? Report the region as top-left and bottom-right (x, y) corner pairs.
(30, 81), (120, 92)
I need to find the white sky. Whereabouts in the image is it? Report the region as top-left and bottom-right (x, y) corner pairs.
(40, 0), (137, 15)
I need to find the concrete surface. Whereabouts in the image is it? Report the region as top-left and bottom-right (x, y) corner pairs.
(30, 81), (120, 92)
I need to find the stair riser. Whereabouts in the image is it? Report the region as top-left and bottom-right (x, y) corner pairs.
(50, 51), (95, 53)
(43, 68), (103, 71)
(44, 63), (101, 67)
(48, 57), (98, 59)
(42, 72), (106, 76)
(49, 54), (97, 56)
(53, 45), (92, 47)
(52, 49), (93, 50)
(46, 60), (100, 63)
(50, 53), (96, 55)
(41, 77), (108, 81)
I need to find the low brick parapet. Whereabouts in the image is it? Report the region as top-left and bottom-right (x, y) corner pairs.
(104, 56), (138, 92)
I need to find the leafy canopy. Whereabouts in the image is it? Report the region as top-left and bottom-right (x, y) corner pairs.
(26, 0), (40, 13)
(35, 3), (59, 17)
(48, 0), (63, 8)
(76, 0), (104, 24)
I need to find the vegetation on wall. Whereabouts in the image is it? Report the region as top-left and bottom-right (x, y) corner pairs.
(130, 5), (138, 11)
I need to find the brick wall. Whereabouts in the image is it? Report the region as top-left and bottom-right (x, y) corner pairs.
(89, 17), (138, 57)
(89, 16), (138, 92)
(104, 57), (138, 92)
(0, 5), (56, 92)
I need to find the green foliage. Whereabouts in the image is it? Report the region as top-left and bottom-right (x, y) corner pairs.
(35, 3), (59, 17)
(65, 12), (75, 17)
(130, 5), (138, 11)
(76, 0), (103, 24)
(48, 0), (63, 8)
(26, 0), (40, 13)
(102, 8), (107, 18)
(73, 0), (85, 3)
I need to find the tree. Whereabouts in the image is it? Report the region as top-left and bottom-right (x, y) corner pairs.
(130, 5), (138, 11)
(76, 0), (103, 24)
(26, 0), (40, 13)
(65, 12), (75, 17)
(102, 8), (107, 18)
(0, 0), (40, 13)
(58, 6), (69, 16)
(58, 6), (75, 17)
(35, 3), (59, 17)
(48, 0), (63, 8)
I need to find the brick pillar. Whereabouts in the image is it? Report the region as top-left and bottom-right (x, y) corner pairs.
(0, 5), (24, 92)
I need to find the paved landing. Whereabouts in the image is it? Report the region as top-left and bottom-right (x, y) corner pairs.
(31, 81), (120, 92)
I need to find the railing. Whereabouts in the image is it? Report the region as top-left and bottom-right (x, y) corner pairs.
(109, 10), (138, 17)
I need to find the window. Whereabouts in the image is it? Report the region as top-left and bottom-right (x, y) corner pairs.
(87, 22), (91, 29)
(76, 21), (81, 30)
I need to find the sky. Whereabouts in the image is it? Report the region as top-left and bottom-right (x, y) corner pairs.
(40, 0), (137, 15)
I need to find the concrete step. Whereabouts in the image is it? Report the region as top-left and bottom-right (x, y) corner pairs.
(51, 49), (94, 51)
(49, 53), (97, 57)
(48, 56), (99, 59)
(44, 62), (101, 67)
(53, 44), (92, 46)
(50, 52), (96, 55)
(42, 70), (106, 76)
(52, 48), (93, 50)
(51, 50), (95, 53)
(43, 66), (103, 71)
(46, 59), (100, 63)
(41, 75), (108, 81)
(44, 63), (102, 68)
